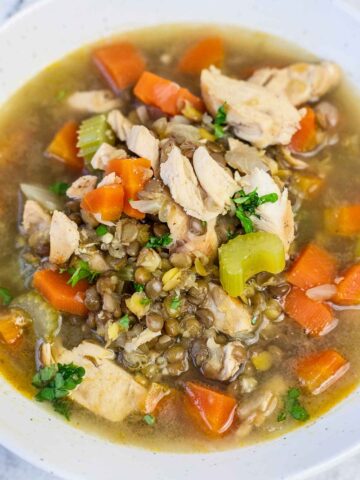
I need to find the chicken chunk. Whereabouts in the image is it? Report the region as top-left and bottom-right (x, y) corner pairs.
(22, 200), (51, 237)
(49, 211), (80, 264)
(249, 62), (341, 107)
(124, 328), (161, 353)
(107, 109), (132, 142)
(200, 67), (302, 148)
(54, 341), (147, 422)
(201, 337), (246, 381)
(225, 138), (274, 174)
(239, 168), (294, 252)
(91, 142), (127, 170)
(67, 90), (121, 113)
(66, 175), (98, 200)
(97, 172), (122, 187)
(127, 125), (159, 170)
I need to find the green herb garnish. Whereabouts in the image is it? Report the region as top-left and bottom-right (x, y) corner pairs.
(96, 225), (108, 237)
(134, 283), (145, 292)
(67, 260), (99, 287)
(146, 234), (172, 249)
(49, 182), (70, 196)
(251, 316), (258, 326)
(32, 363), (85, 420)
(233, 188), (278, 234)
(213, 103), (228, 139)
(277, 387), (309, 423)
(140, 296), (151, 306)
(0, 287), (12, 306)
(55, 89), (68, 102)
(118, 314), (130, 331)
(170, 295), (181, 311)
(143, 414), (156, 425)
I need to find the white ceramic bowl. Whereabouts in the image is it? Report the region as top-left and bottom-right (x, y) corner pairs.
(1, 0), (360, 478)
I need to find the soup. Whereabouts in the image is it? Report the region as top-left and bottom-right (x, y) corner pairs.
(0, 24), (359, 452)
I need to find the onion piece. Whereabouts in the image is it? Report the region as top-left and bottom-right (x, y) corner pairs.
(306, 284), (337, 301)
(20, 183), (63, 211)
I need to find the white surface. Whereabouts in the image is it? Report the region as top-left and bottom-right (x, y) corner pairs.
(0, 0), (360, 479)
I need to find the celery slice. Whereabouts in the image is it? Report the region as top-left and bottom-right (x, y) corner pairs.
(77, 114), (115, 163)
(219, 232), (285, 297)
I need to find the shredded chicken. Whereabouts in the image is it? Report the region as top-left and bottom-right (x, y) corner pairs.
(127, 125), (159, 170)
(202, 337), (246, 381)
(107, 109), (132, 142)
(225, 138), (275, 174)
(67, 90), (121, 113)
(249, 62), (341, 107)
(97, 172), (122, 188)
(66, 175), (98, 200)
(124, 328), (161, 353)
(49, 210), (80, 264)
(91, 143), (127, 171)
(22, 199), (51, 237)
(201, 66), (302, 148)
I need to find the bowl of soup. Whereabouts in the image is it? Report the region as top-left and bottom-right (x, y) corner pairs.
(1, 0), (360, 479)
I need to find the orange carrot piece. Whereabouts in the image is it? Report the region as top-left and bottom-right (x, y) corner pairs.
(332, 263), (360, 305)
(184, 382), (236, 435)
(177, 36), (224, 74)
(324, 205), (360, 236)
(46, 121), (84, 170)
(33, 270), (88, 316)
(134, 71), (204, 116)
(284, 287), (335, 336)
(289, 107), (317, 153)
(81, 184), (124, 222)
(286, 243), (337, 290)
(93, 42), (146, 92)
(0, 312), (22, 345)
(296, 349), (349, 395)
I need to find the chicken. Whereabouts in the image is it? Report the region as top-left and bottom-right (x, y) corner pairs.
(97, 172), (122, 187)
(91, 142), (127, 170)
(202, 283), (252, 336)
(127, 125), (159, 170)
(200, 67), (302, 148)
(49, 211), (80, 264)
(66, 175), (98, 200)
(201, 337), (246, 381)
(177, 218), (219, 261)
(249, 62), (341, 107)
(22, 200), (51, 238)
(107, 109), (132, 142)
(67, 90), (121, 113)
(54, 341), (147, 422)
(239, 168), (294, 252)
(225, 138), (274, 174)
(124, 328), (161, 353)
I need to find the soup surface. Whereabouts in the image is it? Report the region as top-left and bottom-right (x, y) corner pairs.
(0, 25), (360, 452)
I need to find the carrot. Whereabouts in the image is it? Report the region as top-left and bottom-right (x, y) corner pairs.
(286, 243), (337, 290)
(184, 381), (236, 435)
(296, 349), (349, 395)
(106, 158), (152, 219)
(134, 71), (204, 116)
(177, 36), (224, 74)
(289, 107), (317, 153)
(93, 42), (145, 92)
(33, 270), (89, 316)
(284, 287), (335, 336)
(324, 205), (360, 236)
(46, 121), (84, 170)
(0, 312), (23, 345)
(332, 263), (360, 305)
(81, 184), (124, 222)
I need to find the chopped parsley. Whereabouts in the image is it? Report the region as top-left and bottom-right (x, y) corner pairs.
(67, 260), (99, 287)
(143, 414), (156, 425)
(146, 234), (172, 249)
(0, 287), (12, 306)
(140, 296), (151, 306)
(134, 282), (145, 292)
(170, 295), (181, 311)
(251, 316), (258, 326)
(118, 314), (130, 331)
(277, 387), (309, 423)
(32, 363), (85, 420)
(96, 225), (108, 237)
(213, 103), (228, 139)
(55, 89), (68, 102)
(233, 188), (278, 233)
(49, 182), (69, 196)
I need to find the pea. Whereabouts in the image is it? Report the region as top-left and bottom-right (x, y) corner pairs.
(165, 345), (185, 363)
(169, 252), (193, 269)
(153, 223), (169, 237)
(165, 318), (181, 337)
(146, 313), (164, 332)
(155, 335), (174, 352)
(126, 241), (140, 257)
(134, 267), (152, 284)
(182, 315), (202, 338)
(145, 278), (163, 300)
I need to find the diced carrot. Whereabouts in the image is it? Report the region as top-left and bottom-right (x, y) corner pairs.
(93, 42), (146, 92)
(134, 71), (204, 116)
(294, 173), (324, 200)
(332, 263), (360, 305)
(0, 312), (23, 345)
(286, 243), (337, 290)
(80, 184), (124, 222)
(324, 205), (360, 236)
(106, 158), (152, 219)
(184, 381), (236, 435)
(33, 270), (88, 316)
(46, 121), (84, 170)
(177, 36), (224, 74)
(284, 287), (335, 336)
(289, 107), (317, 153)
(296, 349), (349, 395)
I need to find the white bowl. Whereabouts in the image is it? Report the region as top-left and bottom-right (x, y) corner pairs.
(1, 0), (360, 479)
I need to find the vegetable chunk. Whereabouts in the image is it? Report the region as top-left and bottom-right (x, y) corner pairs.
(178, 36), (224, 74)
(332, 264), (360, 305)
(46, 121), (83, 170)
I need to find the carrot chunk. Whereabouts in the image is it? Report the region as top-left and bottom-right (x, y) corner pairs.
(286, 243), (337, 290)
(289, 107), (317, 153)
(33, 270), (88, 316)
(284, 287), (335, 336)
(81, 184), (124, 222)
(0, 312), (23, 345)
(332, 263), (360, 305)
(134, 71), (204, 116)
(324, 205), (360, 236)
(296, 349), (349, 395)
(177, 36), (224, 74)
(46, 121), (84, 170)
(93, 42), (145, 92)
(184, 382), (236, 435)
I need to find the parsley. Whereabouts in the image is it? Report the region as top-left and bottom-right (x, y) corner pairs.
(134, 283), (145, 292)
(146, 234), (172, 249)
(32, 363), (85, 420)
(118, 314), (130, 331)
(49, 182), (69, 196)
(251, 316), (258, 326)
(55, 89), (68, 101)
(67, 260), (99, 287)
(143, 414), (156, 425)
(140, 296), (151, 306)
(0, 287), (12, 306)
(213, 103), (228, 139)
(96, 225), (108, 237)
(277, 387), (309, 423)
(170, 295), (181, 311)
(233, 189), (278, 233)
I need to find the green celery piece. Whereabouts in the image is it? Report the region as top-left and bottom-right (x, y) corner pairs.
(77, 114), (115, 163)
(219, 232), (285, 296)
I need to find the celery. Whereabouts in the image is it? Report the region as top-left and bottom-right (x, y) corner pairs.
(219, 232), (285, 296)
(77, 114), (115, 163)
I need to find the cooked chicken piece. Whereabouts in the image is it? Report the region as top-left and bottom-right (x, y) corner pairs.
(239, 168), (294, 252)
(22, 200), (51, 237)
(201, 337), (246, 381)
(249, 62), (341, 107)
(107, 109), (132, 142)
(67, 90), (121, 113)
(49, 211), (80, 264)
(200, 67), (302, 148)
(66, 175), (98, 200)
(177, 218), (219, 261)
(91, 142), (127, 170)
(124, 328), (161, 353)
(127, 125), (159, 170)
(165, 123), (201, 144)
(225, 138), (274, 174)
(54, 341), (147, 422)
(315, 101), (339, 129)
(97, 172), (122, 188)
(202, 283), (252, 336)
